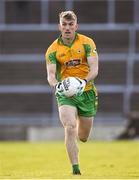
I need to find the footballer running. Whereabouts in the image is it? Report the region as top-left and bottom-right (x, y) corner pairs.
(45, 11), (99, 175)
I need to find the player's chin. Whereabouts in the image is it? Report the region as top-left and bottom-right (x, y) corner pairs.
(64, 33), (72, 38)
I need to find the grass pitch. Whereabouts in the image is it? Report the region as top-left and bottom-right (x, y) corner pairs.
(0, 141), (138, 179)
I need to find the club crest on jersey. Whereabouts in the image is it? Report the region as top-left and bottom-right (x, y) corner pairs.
(64, 59), (82, 67)
(93, 48), (97, 54)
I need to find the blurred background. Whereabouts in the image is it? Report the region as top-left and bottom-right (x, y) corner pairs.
(0, 0), (139, 141)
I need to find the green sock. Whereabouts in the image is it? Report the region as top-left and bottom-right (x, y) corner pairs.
(72, 164), (80, 172)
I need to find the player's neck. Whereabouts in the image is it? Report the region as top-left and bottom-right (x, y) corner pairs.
(62, 35), (75, 46)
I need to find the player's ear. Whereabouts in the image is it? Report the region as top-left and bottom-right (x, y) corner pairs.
(75, 23), (78, 30)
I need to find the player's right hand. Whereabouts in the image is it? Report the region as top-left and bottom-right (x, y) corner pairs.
(55, 82), (64, 97)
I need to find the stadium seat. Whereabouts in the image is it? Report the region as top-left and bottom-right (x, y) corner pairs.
(130, 93), (139, 111)
(98, 93), (124, 113)
(0, 32), (2, 54)
(136, 30), (139, 53)
(115, 0), (134, 23)
(96, 61), (127, 85)
(133, 61), (139, 84)
(1, 31), (59, 54)
(0, 93), (53, 114)
(73, 0), (108, 23)
(5, 1), (41, 24)
(0, 30), (129, 54)
(48, 1), (65, 23)
(80, 30), (129, 53)
(0, 61), (47, 85)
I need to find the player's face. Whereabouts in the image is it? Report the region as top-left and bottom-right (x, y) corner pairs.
(59, 19), (78, 40)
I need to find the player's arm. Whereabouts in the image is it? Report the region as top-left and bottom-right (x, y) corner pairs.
(45, 49), (58, 87)
(85, 54), (98, 83)
(76, 41), (98, 95)
(76, 55), (98, 96)
(46, 53), (64, 96)
(83, 40), (99, 83)
(46, 63), (58, 87)
(46, 63), (64, 97)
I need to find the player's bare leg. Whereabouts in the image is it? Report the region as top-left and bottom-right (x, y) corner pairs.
(59, 105), (81, 174)
(78, 116), (93, 142)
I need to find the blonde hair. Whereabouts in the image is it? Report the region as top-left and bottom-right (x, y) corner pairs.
(59, 11), (77, 23)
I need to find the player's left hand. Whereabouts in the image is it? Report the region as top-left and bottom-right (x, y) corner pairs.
(76, 78), (87, 96)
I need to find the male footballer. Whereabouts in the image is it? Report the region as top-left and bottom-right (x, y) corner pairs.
(45, 11), (99, 175)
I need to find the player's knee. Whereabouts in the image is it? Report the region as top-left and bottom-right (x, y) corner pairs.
(79, 137), (88, 142)
(65, 124), (76, 133)
(78, 132), (89, 142)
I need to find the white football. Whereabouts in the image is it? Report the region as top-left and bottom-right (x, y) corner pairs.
(62, 77), (81, 97)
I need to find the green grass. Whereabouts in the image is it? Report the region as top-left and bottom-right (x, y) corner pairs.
(0, 141), (138, 179)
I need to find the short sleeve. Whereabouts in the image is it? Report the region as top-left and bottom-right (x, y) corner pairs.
(83, 38), (98, 58)
(45, 47), (57, 64)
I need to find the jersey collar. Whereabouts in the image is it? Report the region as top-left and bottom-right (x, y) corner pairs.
(58, 32), (78, 47)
